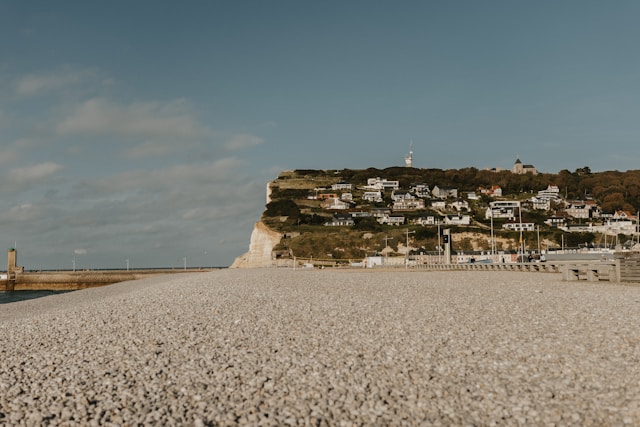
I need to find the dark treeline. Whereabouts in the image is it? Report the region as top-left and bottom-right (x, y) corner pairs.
(295, 166), (640, 213)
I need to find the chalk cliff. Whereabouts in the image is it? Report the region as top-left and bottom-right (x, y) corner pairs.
(230, 220), (282, 268)
(230, 181), (282, 268)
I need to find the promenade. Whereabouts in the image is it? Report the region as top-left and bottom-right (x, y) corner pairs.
(1, 269), (639, 425)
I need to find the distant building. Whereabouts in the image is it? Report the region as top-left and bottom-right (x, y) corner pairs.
(323, 197), (351, 210)
(365, 177), (400, 191)
(362, 191), (383, 203)
(405, 142), (413, 168)
(450, 200), (469, 211)
(393, 198), (425, 211)
(503, 222), (535, 231)
(478, 185), (503, 198)
(443, 214), (470, 225)
(431, 185), (458, 199)
(565, 201), (599, 219)
(324, 213), (355, 226)
(414, 216), (437, 226)
(378, 215), (405, 226)
(485, 167), (505, 173)
(486, 201), (520, 220)
(537, 184), (561, 201)
(331, 181), (353, 191)
(512, 158), (538, 175)
(410, 184), (430, 197)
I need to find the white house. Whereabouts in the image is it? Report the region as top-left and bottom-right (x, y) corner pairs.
(414, 216), (436, 226)
(362, 191), (383, 203)
(393, 199), (425, 211)
(486, 201), (520, 220)
(365, 177), (400, 191)
(410, 184), (430, 197)
(537, 184), (561, 201)
(613, 210), (635, 221)
(323, 197), (351, 210)
(378, 215), (405, 226)
(530, 197), (551, 211)
(565, 202), (597, 219)
(503, 222), (535, 231)
(450, 200), (469, 211)
(443, 214), (470, 225)
(391, 190), (415, 201)
(431, 185), (458, 199)
(544, 216), (566, 227)
(331, 181), (353, 191)
(371, 208), (391, 218)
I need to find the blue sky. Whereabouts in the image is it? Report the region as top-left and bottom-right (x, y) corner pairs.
(1, 1), (640, 269)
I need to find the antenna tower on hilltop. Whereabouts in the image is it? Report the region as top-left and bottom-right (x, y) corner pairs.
(404, 141), (413, 168)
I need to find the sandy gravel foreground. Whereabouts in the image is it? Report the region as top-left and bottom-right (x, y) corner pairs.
(1, 269), (639, 426)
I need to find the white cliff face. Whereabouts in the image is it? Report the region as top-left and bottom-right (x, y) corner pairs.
(231, 181), (282, 268)
(230, 221), (282, 268)
(266, 182), (272, 204)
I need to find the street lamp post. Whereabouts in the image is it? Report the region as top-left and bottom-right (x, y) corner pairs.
(518, 202), (525, 262)
(437, 219), (442, 263)
(490, 210), (495, 258)
(405, 229), (415, 270)
(383, 235), (393, 260)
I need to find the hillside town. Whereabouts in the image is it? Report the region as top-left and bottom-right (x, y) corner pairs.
(304, 158), (639, 238)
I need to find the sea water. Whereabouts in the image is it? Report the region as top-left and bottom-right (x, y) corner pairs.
(0, 290), (73, 304)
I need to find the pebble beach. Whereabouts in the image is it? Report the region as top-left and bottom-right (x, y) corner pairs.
(1, 268), (639, 426)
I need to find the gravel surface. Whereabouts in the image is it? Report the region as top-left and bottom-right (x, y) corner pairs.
(1, 269), (640, 426)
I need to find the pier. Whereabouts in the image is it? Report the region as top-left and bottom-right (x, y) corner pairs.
(1, 248), (215, 291)
(1, 269), (214, 292)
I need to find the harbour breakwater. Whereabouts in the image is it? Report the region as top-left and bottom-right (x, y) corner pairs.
(1, 269), (214, 292)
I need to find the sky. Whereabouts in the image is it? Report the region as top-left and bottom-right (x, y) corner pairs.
(1, 1), (640, 269)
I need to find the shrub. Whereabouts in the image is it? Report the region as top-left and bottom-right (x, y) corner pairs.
(264, 200), (300, 218)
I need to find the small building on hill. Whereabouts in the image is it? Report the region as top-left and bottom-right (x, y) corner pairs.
(512, 158), (538, 175)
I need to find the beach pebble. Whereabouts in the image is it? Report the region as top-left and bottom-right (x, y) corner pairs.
(1, 269), (640, 425)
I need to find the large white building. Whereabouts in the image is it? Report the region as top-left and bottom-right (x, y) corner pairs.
(365, 177), (400, 191)
(486, 201), (521, 220)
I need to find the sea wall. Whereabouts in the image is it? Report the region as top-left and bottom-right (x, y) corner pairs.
(1, 270), (209, 291)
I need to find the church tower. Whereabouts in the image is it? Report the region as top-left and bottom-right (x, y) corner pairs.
(513, 157), (523, 174)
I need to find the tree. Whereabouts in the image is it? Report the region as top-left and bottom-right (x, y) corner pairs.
(563, 232), (596, 248)
(601, 193), (625, 213)
(353, 217), (382, 232)
(264, 200), (301, 218)
(575, 166), (592, 176)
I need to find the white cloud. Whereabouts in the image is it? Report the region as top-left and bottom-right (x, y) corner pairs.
(74, 249), (87, 255)
(15, 67), (100, 97)
(223, 133), (264, 151)
(57, 97), (213, 142)
(9, 162), (64, 182)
